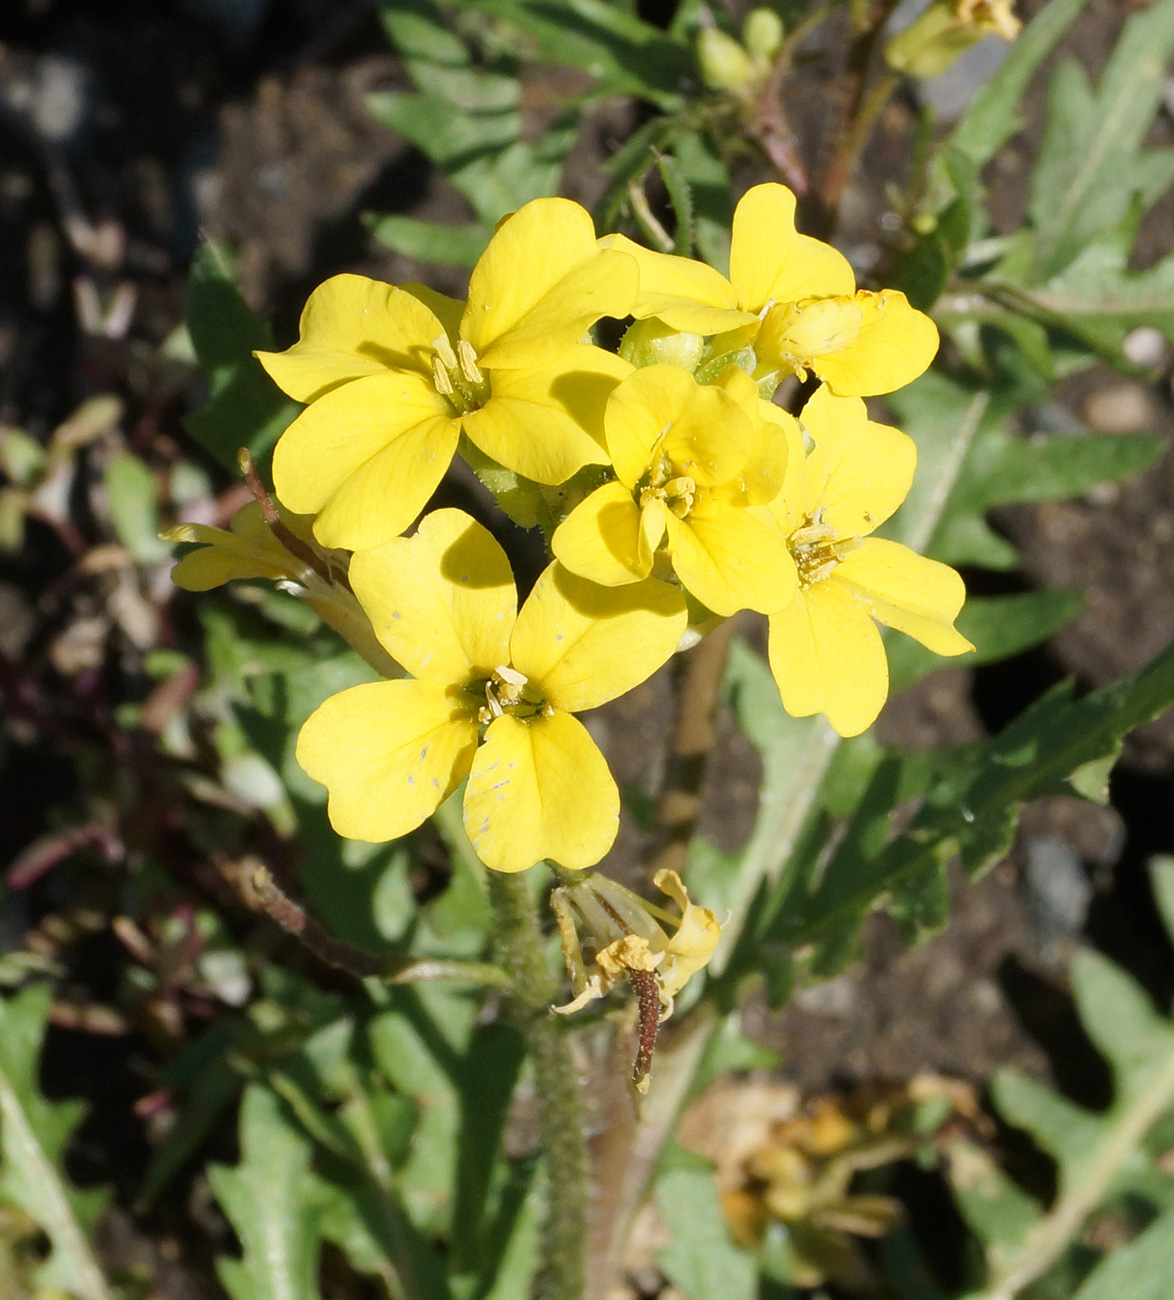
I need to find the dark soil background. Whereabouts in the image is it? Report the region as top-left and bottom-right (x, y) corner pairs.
(1, 0), (1173, 1289)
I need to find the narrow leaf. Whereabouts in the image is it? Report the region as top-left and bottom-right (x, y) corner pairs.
(366, 214), (490, 269)
(655, 1167), (757, 1300)
(1028, 0), (1174, 275)
(184, 242), (298, 473)
(0, 985), (111, 1300)
(950, 0), (1088, 170)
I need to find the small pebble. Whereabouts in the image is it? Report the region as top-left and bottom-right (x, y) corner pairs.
(1024, 836), (1091, 962)
(1081, 382), (1156, 434)
(1123, 326), (1167, 369)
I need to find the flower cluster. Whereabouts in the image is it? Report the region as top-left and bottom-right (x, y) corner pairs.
(170, 185), (971, 882)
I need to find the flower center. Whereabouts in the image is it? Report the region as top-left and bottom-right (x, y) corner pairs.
(639, 453), (697, 519)
(474, 664), (551, 726)
(430, 334), (491, 415)
(788, 511), (862, 587)
(757, 297), (863, 381)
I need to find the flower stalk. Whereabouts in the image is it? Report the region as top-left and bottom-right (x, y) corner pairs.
(488, 871), (588, 1300)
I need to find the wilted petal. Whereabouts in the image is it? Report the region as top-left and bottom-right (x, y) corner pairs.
(297, 678), (478, 842)
(349, 509), (516, 683)
(165, 504), (293, 590)
(464, 711), (619, 872)
(652, 868), (722, 997)
(510, 562), (686, 713)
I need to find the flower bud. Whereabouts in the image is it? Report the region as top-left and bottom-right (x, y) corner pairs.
(696, 26), (756, 92)
(885, 0), (1021, 80)
(743, 7), (785, 63)
(619, 318), (705, 371)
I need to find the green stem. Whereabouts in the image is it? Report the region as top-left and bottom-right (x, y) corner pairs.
(488, 872), (588, 1300)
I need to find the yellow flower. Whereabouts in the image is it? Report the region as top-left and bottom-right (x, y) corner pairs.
(257, 198), (638, 551)
(766, 386), (973, 736)
(551, 867), (721, 1089)
(295, 509), (686, 873)
(603, 183), (936, 397)
(603, 183), (854, 336)
(163, 503), (398, 677)
(755, 287), (938, 397)
(551, 365), (795, 616)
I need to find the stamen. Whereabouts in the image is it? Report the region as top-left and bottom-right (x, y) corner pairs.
(431, 354), (454, 396)
(457, 340), (484, 384)
(432, 333), (458, 370)
(789, 521), (836, 547)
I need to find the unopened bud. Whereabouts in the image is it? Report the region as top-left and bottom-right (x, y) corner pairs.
(619, 318), (705, 372)
(696, 27), (755, 92)
(885, 0), (1021, 80)
(743, 7), (785, 63)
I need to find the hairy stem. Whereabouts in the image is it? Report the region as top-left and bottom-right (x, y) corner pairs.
(488, 871), (588, 1300)
(813, 0), (904, 238)
(251, 867), (512, 988)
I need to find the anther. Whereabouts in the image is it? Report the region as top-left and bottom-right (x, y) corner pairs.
(432, 333), (458, 370)
(431, 354), (454, 396)
(457, 340), (484, 385)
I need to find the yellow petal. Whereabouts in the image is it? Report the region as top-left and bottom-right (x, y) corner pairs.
(728, 184), (856, 312)
(400, 283), (465, 339)
(653, 867), (721, 998)
(463, 711), (619, 872)
(296, 678), (477, 842)
(707, 376), (794, 507)
(272, 372), (458, 550)
(810, 291), (939, 396)
(668, 506), (797, 616)
(767, 580), (888, 736)
(168, 542), (287, 591)
(640, 496), (669, 572)
(552, 482), (649, 586)
(761, 407), (811, 535)
(757, 296), (864, 376)
(165, 504), (292, 590)
(605, 363), (698, 488)
(799, 386), (916, 536)
(462, 346), (627, 484)
(464, 198), (637, 368)
(256, 275), (441, 403)
(510, 562), (686, 712)
(834, 538), (974, 656)
(348, 508), (516, 682)
(598, 233), (756, 334)
(660, 382), (756, 488)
